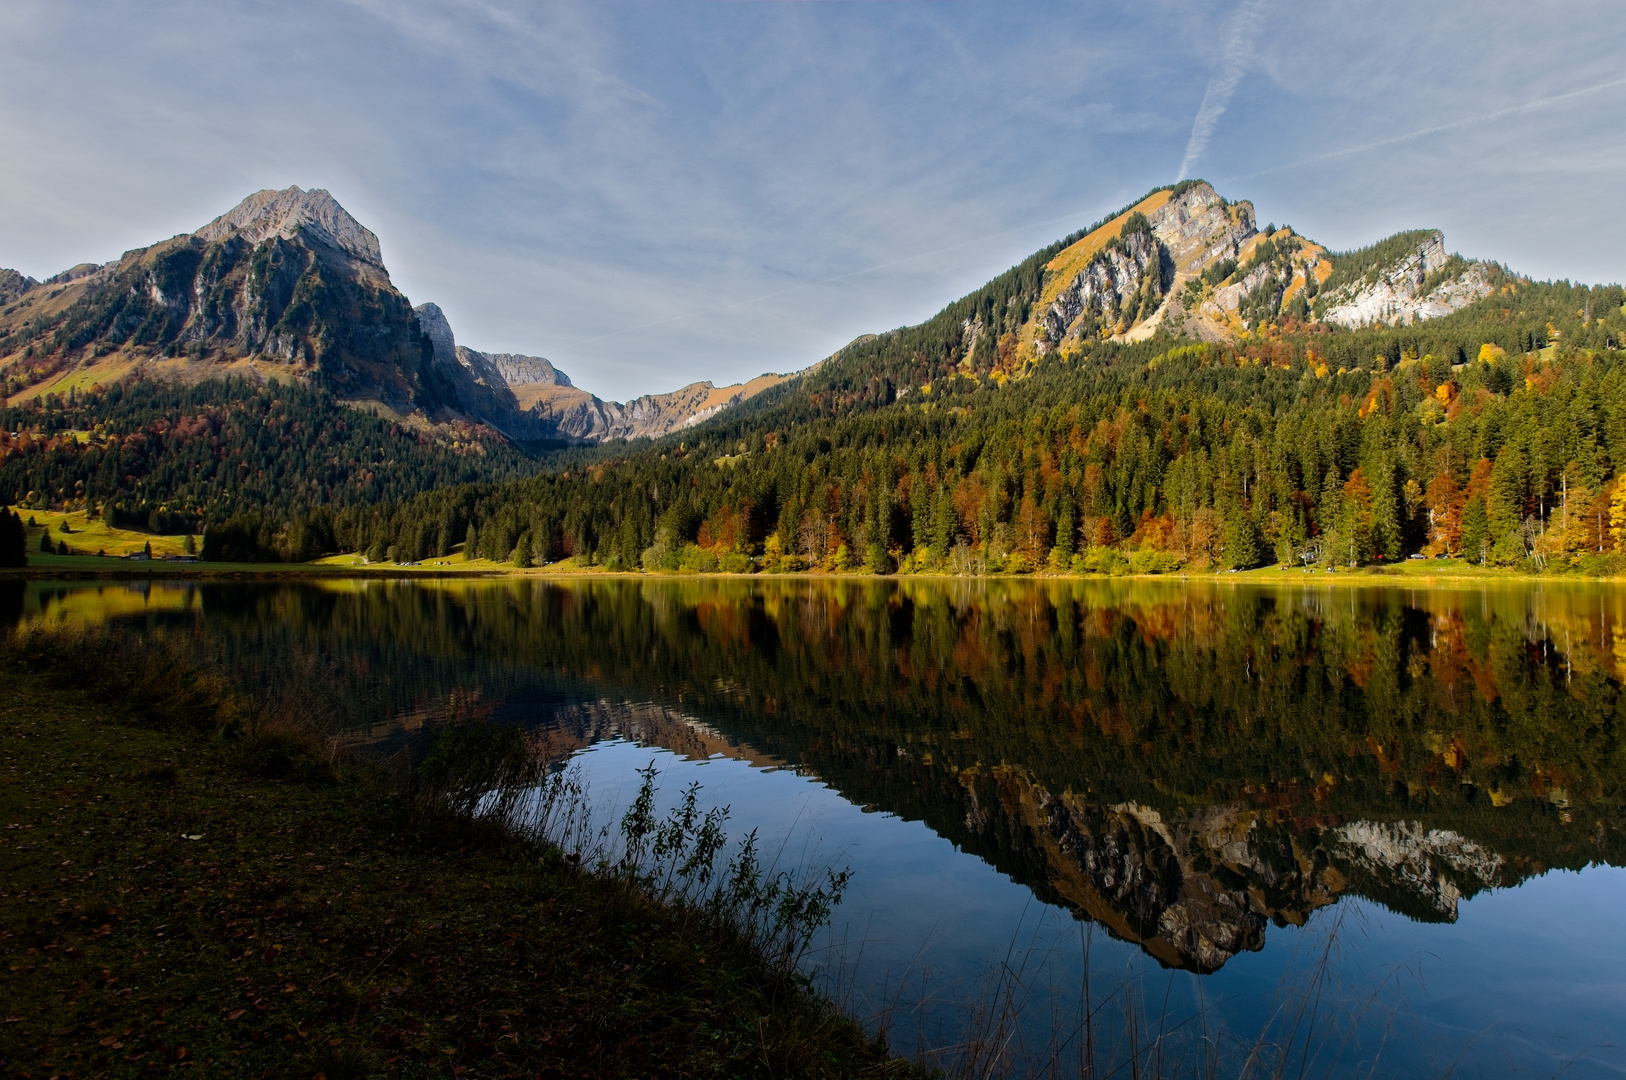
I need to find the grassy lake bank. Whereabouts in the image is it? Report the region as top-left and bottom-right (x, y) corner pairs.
(0, 631), (908, 1079)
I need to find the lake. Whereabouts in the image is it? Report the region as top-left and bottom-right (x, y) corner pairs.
(9, 576), (1625, 1077)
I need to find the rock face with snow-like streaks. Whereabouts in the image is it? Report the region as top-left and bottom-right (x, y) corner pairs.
(1319, 231), (1492, 327)
(1328, 820), (1504, 919)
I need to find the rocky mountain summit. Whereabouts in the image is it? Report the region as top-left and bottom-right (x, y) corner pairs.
(1017, 182), (1491, 361)
(193, 185), (385, 267)
(0, 187), (785, 444)
(0, 270), (36, 305)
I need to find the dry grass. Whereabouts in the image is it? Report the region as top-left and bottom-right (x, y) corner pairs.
(0, 625), (917, 1079)
(1038, 191), (1176, 314)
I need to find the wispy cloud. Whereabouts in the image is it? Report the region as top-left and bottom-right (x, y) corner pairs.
(1176, 0), (1268, 181)
(1232, 74), (1626, 181)
(0, 1), (1621, 397)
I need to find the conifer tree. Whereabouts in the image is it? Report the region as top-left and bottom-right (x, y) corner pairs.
(0, 510), (27, 567)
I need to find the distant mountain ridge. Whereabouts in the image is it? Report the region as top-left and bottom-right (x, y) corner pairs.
(412, 300), (790, 442)
(1, 182), (1498, 452)
(0, 186), (787, 444)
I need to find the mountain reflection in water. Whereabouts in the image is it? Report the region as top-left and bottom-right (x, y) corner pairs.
(13, 575), (1621, 980)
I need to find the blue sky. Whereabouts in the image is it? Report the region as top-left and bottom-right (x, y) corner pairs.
(2, 1), (1623, 401)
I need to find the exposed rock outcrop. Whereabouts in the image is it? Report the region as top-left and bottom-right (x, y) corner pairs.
(1318, 231), (1492, 327)
(1035, 182), (1258, 350)
(194, 186), (384, 268)
(0, 269), (37, 305)
(1039, 221), (1166, 347)
(411, 300), (786, 443)
(482, 352), (571, 389)
(1025, 183), (1492, 353)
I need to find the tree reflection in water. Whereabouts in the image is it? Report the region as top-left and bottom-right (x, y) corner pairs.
(17, 575), (1625, 975)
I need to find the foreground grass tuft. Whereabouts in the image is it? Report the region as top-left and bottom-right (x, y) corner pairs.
(0, 628), (911, 1078)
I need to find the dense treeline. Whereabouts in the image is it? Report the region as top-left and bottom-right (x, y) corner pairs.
(340, 276), (1626, 575)
(9, 212), (1626, 578)
(0, 378), (535, 549)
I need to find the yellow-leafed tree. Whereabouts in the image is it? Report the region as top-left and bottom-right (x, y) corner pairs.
(1609, 479), (1626, 551)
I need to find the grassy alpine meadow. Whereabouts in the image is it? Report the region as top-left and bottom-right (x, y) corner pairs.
(0, 628), (911, 1079)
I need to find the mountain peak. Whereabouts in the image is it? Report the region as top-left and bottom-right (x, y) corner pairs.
(194, 185), (382, 266)
(415, 301), (458, 365)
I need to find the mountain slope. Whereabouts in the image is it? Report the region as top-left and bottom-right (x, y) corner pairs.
(1021, 181), (1493, 354)
(3, 178), (1596, 569)
(0, 187), (786, 446)
(336, 177), (1625, 575)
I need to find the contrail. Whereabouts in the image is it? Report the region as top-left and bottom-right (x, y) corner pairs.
(580, 74), (1626, 348)
(1177, 0), (1268, 181)
(1233, 74), (1626, 181)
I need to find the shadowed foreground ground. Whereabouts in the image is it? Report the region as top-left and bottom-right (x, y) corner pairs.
(0, 634), (907, 1079)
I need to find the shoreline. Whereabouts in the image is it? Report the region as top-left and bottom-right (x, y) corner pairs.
(0, 629), (907, 1078)
(1, 556), (1619, 587)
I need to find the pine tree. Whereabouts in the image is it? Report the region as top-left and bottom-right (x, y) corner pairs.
(931, 486), (955, 558)
(0, 510), (27, 567)
(910, 473), (931, 553)
(1462, 497), (1491, 563)
(1051, 499), (1076, 564)
(1368, 455), (1401, 559)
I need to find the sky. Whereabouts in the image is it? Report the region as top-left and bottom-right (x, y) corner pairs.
(2, 1), (1623, 402)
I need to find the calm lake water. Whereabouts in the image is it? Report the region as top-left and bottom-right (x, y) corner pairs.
(9, 576), (1626, 1077)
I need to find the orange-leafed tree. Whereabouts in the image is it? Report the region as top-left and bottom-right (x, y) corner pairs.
(1426, 471), (1465, 553)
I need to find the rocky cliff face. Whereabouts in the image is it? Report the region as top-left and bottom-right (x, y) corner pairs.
(1317, 231), (1492, 327)
(412, 300), (787, 443)
(0, 186), (785, 444)
(1033, 182), (1261, 351)
(1021, 182), (1493, 354)
(0, 270), (36, 305)
(0, 186), (436, 414)
(1039, 220), (1166, 345)
(481, 352), (571, 389)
